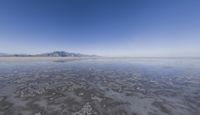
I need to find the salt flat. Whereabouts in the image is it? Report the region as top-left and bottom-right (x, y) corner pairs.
(0, 58), (200, 115)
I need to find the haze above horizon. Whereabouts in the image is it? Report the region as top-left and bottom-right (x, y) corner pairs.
(0, 0), (200, 57)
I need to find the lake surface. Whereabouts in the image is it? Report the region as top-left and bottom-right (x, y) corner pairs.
(0, 58), (200, 115)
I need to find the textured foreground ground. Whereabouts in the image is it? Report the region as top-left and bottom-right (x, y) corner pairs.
(0, 58), (200, 115)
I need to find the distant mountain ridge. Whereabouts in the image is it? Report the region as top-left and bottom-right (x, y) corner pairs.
(37, 51), (95, 57)
(0, 51), (97, 57)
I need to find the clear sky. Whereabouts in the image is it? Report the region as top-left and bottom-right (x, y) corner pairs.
(0, 0), (200, 57)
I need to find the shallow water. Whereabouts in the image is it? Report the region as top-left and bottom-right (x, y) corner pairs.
(0, 58), (200, 115)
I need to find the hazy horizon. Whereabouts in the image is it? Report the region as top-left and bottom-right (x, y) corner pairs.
(0, 0), (200, 57)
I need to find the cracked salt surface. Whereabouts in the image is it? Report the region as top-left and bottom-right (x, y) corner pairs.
(0, 58), (200, 115)
(72, 102), (93, 115)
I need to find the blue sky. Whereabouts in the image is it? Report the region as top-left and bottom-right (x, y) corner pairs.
(0, 0), (200, 57)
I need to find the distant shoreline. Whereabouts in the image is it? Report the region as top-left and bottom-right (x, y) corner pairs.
(0, 57), (97, 62)
(0, 56), (199, 62)
(104, 57), (200, 59)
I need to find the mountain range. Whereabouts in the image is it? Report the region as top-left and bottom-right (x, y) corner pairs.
(0, 51), (97, 57)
